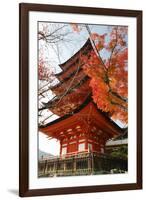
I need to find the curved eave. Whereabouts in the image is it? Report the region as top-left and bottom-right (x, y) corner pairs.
(43, 76), (90, 108)
(40, 95), (92, 128)
(60, 38), (91, 67)
(55, 38), (92, 78)
(49, 65), (84, 90)
(113, 128), (128, 140)
(39, 96), (124, 136)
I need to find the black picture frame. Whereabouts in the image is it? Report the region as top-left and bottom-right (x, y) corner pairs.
(19, 3), (142, 197)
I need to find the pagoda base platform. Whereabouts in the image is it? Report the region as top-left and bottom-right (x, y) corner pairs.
(38, 152), (127, 177)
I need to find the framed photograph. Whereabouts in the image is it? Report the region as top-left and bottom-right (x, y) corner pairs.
(19, 3), (142, 197)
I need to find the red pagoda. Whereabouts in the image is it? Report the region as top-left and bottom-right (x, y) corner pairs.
(39, 39), (127, 177)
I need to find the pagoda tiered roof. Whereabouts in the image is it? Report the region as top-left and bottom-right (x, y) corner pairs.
(43, 76), (91, 116)
(40, 96), (124, 140)
(55, 38), (92, 81)
(50, 66), (88, 96)
(42, 38), (96, 116)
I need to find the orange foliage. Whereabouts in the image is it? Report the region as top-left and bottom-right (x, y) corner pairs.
(91, 33), (107, 51)
(82, 26), (128, 123)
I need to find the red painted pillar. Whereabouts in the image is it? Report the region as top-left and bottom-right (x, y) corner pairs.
(76, 134), (79, 153)
(85, 136), (88, 151)
(60, 140), (62, 156)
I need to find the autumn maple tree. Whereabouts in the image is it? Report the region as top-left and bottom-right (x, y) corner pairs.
(71, 25), (128, 123)
(39, 23), (128, 125)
